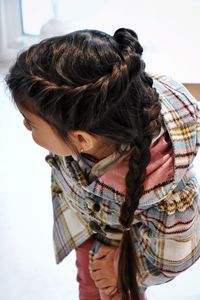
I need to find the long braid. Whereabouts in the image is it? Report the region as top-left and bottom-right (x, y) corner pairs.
(118, 120), (159, 300)
(113, 29), (162, 300)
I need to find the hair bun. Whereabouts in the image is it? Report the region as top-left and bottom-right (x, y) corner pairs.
(113, 28), (143, 56)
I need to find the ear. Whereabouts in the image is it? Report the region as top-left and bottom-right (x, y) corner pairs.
(69, 130), (98, 152)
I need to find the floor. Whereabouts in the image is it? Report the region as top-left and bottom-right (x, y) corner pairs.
(0, 68), (200, 300)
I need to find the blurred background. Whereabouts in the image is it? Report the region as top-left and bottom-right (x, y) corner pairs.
(0, 0), (200, 299)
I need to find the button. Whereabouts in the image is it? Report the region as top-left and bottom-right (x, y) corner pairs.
(92, 203), (100, 212)
(86, 200), (101, 212)
(89, 221), (102, 233)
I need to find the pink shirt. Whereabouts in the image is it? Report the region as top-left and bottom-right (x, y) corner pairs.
(99, 132), (174, 193)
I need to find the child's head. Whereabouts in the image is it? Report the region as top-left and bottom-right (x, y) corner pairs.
(6, 28), (160, 156)
(6, 28), (161, 299)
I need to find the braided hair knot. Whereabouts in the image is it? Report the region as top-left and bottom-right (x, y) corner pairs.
(113, 28), (143, 56)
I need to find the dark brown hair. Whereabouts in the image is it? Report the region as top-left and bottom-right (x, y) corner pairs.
(6, 28), (161, 300)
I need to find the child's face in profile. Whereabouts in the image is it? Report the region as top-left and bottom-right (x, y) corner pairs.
(17, 105), (74, 156)
(17, 104), (117, 159)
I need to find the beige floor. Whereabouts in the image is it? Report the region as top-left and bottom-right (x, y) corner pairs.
(0, 69), (200, 300)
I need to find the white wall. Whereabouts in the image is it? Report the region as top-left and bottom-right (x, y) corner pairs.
(0, 0), (22, 60)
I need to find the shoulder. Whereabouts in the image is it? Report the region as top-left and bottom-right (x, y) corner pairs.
(152, 74), (199, 130)
(152, 74), (198, 109)
(152, 74), (191, 95)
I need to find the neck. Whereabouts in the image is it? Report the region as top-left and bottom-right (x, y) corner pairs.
(86, 144), (117, 161)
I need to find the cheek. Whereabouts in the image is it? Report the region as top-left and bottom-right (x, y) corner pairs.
(31, 133), (46, 149)
(28, 126), (72, 156)
(30, 130), (60, 153)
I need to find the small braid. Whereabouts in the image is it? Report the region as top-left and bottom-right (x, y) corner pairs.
(20, 46), (142, 126)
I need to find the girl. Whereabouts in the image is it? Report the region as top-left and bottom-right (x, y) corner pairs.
(6, 28), (200, 300)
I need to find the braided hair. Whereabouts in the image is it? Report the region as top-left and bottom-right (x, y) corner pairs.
(6, 28), (161, 300)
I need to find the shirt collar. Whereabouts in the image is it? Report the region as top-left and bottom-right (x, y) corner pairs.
(72, 144), (132, 183)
